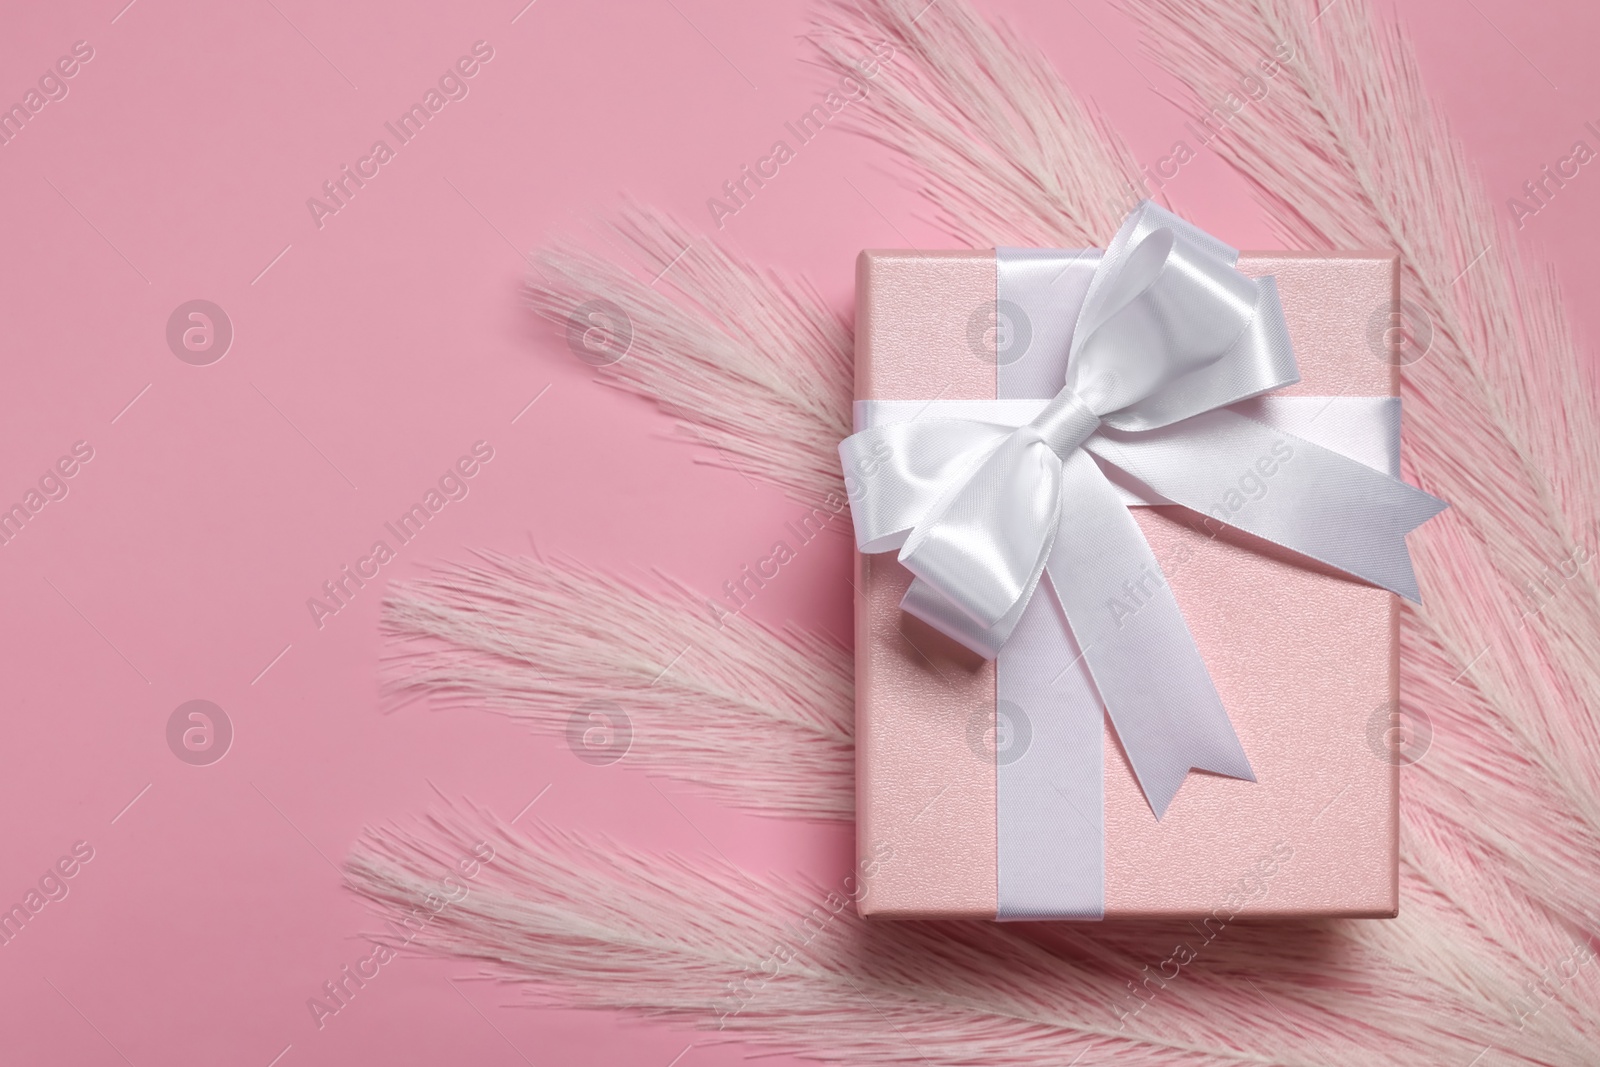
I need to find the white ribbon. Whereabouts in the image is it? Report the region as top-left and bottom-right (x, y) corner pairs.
(840, 203), (1446, 856)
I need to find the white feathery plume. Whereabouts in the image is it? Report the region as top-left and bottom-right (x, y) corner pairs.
(810, 0), (1142, 247)
(1119, 0), (1600, 941)
(346, 804), (1600, 1066)
(382, 553), (853, 819)
(526, 205), (852, 508)
(397, 208), (863, 815)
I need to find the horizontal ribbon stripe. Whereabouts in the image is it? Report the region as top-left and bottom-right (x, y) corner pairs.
(854, 396), (1403, 496)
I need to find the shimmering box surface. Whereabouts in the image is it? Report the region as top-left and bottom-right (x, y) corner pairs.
(855, 250), (1400, 920)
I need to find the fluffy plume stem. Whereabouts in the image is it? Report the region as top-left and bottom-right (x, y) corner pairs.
(526, 205), (852, 508)
(1120, 0), (1600, 942)
(383, 553), (853, 819)
(811, 0), (1142, 246)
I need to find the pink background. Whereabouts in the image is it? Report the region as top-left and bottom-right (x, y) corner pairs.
(0, 0), (1594, 1064)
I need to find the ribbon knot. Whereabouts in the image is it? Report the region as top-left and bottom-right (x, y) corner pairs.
(1030, 390), (1100, 458)
(840, 202), (1448, 819)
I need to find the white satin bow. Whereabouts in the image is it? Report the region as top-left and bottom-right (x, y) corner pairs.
(839, 203), (1446, 817)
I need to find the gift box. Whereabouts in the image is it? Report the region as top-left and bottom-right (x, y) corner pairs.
(851, 237), (1412, 921)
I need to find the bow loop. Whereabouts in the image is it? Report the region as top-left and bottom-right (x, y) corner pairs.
(1069, 230), (1275, 436)
(1067, 228), (1259, 418)
(898, 428), (1061, 632)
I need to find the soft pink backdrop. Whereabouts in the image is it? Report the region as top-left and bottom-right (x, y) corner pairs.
(0, 0), (1593, 1064)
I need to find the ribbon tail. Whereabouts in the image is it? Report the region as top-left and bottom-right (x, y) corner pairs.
(1087, 409), (1448, 602)
(994, 584), (1104, 919)
(1046, 449), (1254, 819)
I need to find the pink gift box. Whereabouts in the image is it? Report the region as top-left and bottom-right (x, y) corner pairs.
(853, 248), (1402, 920)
